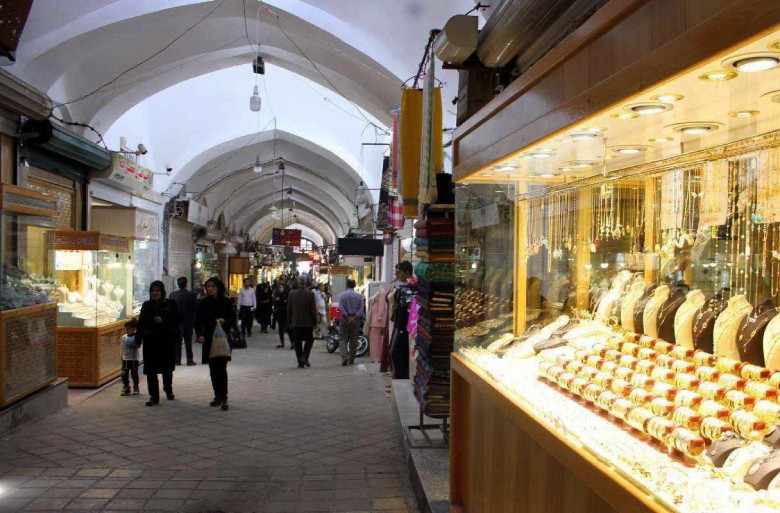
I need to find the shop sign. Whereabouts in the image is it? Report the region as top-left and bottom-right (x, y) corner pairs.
(272, 228), (301, 246)
(52, 231), (131, 252)
(471, 203), (499, 228)
(93, 154), (153, 192)
(134, 210), (159, 240)
(186, 200), (210, 227)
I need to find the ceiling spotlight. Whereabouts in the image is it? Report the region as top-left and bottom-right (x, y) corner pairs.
(249, 85), (262, 112)
(668, 122), (722, 135)
(761, 89), (780, 103)
(611, 111), (639, 120)
(627, 102), (673, 116)
(569, 132), (599, 141)
(253, 155), (263, 174)
(728, 110), (760, 118)
(539, 173), (555, 178)
(562, 160), (598, 169)
(287, 186), (293, 195)
(584, 126), (607, 133)
(277, 161), (285, 171)
(480, 172), (494, 176)
(610, 145), (649, 155)
(649, 94), (684, 103)
(649, 137), (673, 143)
(698, 70), (738, 82)
(559, 166), (572, 172)
(526, 150), (553, 158)
(723, 52), (780, 73)
(495, 165), (516, 172)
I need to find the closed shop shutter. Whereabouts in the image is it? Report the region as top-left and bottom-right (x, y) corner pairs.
(168, 218), (193, 284)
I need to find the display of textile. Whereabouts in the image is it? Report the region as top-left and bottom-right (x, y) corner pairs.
(413, 216), (455, 419)
(417, 55), (442, 210)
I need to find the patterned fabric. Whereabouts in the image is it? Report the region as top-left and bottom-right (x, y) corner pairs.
(417, 55), (439, 210)
(375, 156), (391, 231)
(400, 89), (422, 217)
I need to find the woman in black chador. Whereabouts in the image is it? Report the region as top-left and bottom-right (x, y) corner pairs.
(195, 277), (235, 410)
(137, 280), (181, 406)
(256, 284), (273, 333)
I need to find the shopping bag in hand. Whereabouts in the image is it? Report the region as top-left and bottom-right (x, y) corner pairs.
(210, 325), (232, 358)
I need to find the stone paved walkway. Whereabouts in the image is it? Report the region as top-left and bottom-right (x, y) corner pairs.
(0, 331), (418, 513)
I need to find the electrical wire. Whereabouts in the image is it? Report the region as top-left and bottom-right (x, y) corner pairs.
(263, 4), (388, 137)
(50, 113), (109, 149)
(50, 0), (227, 114)
(242, 0), (259, 54)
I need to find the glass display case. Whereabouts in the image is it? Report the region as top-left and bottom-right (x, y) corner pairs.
(0, 185), (59, 407)
(53, 231), (132, 387)
(132, 238), (158, 315)
(228, 256), (250, 298)
(450, 16), (780, 513)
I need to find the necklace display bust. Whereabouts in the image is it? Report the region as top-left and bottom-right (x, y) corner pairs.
(713, 295), (753, 360)
(737, 299), (776, 367)
(674, 290), (706, 349)
(620, 281), (646, 331)
(643, 285), (670, 338)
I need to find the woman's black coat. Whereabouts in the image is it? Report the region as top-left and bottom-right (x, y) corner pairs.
(194, 295), (236, 363)
(256, 288), (273, 324)
(137, 299), (181, 375)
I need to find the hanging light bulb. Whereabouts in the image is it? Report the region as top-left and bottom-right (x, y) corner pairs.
(287, 186), (293, 195)
(253, 155), (263, 174)
(249, 85), (262, 112)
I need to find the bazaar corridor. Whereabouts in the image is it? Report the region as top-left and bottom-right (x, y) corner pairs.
(0, 335), (417, 513)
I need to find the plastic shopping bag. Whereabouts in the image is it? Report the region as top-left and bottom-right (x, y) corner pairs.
(210, 324), (232, 358)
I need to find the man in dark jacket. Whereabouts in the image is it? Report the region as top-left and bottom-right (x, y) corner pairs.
(286, 275), (317, 368)
(168, 277), (198, 366)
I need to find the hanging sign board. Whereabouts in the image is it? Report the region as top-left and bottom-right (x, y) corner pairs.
(91, 154), (153, 193)
(272, 228), (301, 246)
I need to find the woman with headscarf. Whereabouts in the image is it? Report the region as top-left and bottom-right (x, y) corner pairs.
(137, 280), (181, 406)
(256, 283), (273, 333)
(195, 277), (235, 410)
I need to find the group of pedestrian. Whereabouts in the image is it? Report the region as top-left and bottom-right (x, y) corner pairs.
(119, 277), (234, 411)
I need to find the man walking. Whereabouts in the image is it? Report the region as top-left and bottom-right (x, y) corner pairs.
(338, 279), (365, 366)
(238, 278), (256, 339)
(287, 275), (317, 368)
(168, 277), (197, 366)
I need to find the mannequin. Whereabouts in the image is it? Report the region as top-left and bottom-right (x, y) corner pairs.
(763, 311), (780, 371)
(674, 290), (706, 349)
(620, 280), (646, 331)
(713, 295), (752, 360)
(737, 299), (776, 366)
(366, 286), (389, 363)
(642, 285), (671, 338)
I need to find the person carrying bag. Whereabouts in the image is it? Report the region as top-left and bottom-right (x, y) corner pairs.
(195, 277), (235, 411)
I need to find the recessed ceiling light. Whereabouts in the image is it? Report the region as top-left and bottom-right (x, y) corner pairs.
(761, 89), (780, 103)
(559, 166), (573, 172)
(723, 52), (780, 73)
(526, 150), (553, 158)
(627, 102), (674, 115)
(611, 111), (638, 120)
(495, 165), (516, 172)
(569, 132), (600, 141)
(539, 173), (555, 178)
(668, 122), (722, 135)
(649, 94), (684, 103)
(649, 137), (674, 143)
(481, 172), (494, 176)
(728, 110), (760, 118)
(698, 70), (738, 82)
(584, 126), (607, 133)
(562, 160), (599, 169)
(610, 145), (649, 155)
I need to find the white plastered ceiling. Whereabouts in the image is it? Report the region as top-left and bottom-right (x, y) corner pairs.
(10, 0), (478, 243)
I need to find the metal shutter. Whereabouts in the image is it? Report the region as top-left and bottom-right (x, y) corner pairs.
(168, 218), (193, 284)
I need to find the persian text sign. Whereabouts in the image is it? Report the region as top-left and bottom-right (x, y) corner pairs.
(93, 154), (152, 192)
(272, 228), (301, 246)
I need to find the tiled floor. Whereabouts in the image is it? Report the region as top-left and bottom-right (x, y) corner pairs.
(0, 330), (418, 513)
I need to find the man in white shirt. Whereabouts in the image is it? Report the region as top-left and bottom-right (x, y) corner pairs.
(238, 278), (256, 338)
(313, 283), (327, 339)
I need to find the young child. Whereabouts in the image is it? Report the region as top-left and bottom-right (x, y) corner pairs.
(120, 318), (141, 396)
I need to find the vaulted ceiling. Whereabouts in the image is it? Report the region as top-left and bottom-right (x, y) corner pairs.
(10, 0), (481, 243)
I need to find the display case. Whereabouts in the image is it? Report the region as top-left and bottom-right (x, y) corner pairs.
(228, 256), (250, 298)
(0, 185), (58, 407)
(452, 20), (780, 513)
(91, 206), (160, 315)
(53, 231), (132, 387)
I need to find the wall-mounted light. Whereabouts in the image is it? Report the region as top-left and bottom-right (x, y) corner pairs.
(253, 155), (263, 174)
